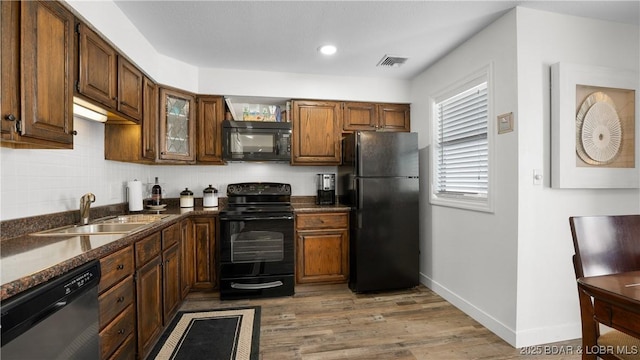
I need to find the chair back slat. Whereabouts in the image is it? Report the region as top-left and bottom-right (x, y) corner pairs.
(570, 215), (640, 278)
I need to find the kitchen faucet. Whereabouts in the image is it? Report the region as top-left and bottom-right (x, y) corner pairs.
(80, 193), (96, 225)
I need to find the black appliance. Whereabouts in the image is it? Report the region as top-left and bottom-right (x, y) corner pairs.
(338, 131), (420, 293)
(219, 182), (295, 300)
(1, 260), (101, 359)
(222, 120), (292, 162)
(316, 173), (336, 205)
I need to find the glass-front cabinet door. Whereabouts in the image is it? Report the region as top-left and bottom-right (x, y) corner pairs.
(159, 87), (196, 162)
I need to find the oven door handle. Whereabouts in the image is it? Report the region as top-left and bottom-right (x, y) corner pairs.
(230, 281), (284, 290)
(220, 215), (293, 221)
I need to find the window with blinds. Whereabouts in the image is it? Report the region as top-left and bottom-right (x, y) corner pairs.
(434, 78), (489, 201)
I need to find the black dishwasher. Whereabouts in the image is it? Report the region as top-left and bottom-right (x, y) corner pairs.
(1, 260), (101, 360)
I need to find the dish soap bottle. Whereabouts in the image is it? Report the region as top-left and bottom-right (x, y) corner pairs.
(151, 177), (162, 206)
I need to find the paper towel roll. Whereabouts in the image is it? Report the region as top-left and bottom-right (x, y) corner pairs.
(127, 180), (144, 211)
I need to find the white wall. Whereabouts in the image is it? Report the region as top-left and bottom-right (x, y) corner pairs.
(198, 68), (411, 103)
(410, 10), (520, 344)
(411, 6), (640, 348)
(514, 8), (640, 347)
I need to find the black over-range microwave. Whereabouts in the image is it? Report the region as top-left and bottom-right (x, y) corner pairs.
(222, 120), (292, 162)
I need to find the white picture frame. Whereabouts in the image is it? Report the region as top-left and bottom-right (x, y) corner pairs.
(551, 62), (639, 188)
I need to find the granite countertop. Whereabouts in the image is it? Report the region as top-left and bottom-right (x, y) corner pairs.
(292, 202), (351, 212)
(0, 206), (217, 301)
(0, 198), (350, 301)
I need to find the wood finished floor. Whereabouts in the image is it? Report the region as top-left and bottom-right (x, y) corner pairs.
(180, 284), (581, 360)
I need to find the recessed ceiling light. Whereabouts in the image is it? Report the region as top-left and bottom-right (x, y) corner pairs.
(318, 45), (337, 55)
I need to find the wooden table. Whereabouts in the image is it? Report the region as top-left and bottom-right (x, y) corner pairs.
(578, 271), (640, 358)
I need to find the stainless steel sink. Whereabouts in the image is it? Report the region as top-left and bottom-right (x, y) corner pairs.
(35, 223), (147, 236)
(33, 214), (170, 236)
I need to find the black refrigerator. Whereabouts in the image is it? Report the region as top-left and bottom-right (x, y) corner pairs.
(338, 131), (419, 293)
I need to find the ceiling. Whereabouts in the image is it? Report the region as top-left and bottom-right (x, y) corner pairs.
(113, 1), (639, 80)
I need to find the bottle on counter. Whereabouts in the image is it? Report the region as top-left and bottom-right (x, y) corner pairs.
(151, 177), (162, 206)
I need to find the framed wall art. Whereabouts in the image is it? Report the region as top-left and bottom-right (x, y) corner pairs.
(551, 62), (639, 188)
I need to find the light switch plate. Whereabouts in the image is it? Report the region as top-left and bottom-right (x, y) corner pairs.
(497, 112), (514, 134)
(533, 169), (543, 185)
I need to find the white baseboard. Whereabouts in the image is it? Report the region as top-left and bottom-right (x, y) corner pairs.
(419, 273), (582, 348)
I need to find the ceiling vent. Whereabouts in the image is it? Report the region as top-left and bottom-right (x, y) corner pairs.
(377, 54), (408, 68)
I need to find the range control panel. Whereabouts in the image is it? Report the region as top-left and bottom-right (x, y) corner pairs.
(226, 183), (291, 196)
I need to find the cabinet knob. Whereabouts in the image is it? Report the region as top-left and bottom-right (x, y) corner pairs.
(71, 130), (78, 136)
(117, 329), (125, 335)
(5, 114), (16, 122)
(116, 296), (125, 303)
(117, 264), (124, 270)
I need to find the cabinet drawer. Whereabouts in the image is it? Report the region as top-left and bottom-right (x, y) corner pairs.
(99, 275), (134, 329)
(162, 222), (180, 249)
(136, 232), (161, 267)
(296, 212), (349, 230)
(99, 246), (134, 293)
(107, 333), (135, 360)
(100, 304), (135, 360)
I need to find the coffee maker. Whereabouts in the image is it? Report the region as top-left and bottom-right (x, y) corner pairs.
(316, 173), (336, 205)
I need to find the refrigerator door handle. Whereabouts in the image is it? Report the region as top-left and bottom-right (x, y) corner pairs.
(355, 177), (363, 228)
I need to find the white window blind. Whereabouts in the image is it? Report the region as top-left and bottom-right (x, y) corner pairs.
(435, 81), (488, 198)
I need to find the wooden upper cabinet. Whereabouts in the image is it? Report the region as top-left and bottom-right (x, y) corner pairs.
(142, 77), (158, 161)
(1, 0), (75, 148)
(77, 22), (143, 123)
(196, 95), (225, 164)
(78, 22), (117, 109)
(104, 76), (157, 163)
(291, 100), (342, 165)
(1, 0), (21, 140)
(117, 57), (143, 122)
(342, 102), (377, 131)
(378, 103), (410, 132)
(158, 86), (196, 163)
(343, 102), (410, 132)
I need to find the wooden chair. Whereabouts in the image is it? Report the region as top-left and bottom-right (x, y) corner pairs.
(569, 215), (640, 360)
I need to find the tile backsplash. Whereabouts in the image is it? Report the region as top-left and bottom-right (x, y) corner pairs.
(0, 117), (335, 221)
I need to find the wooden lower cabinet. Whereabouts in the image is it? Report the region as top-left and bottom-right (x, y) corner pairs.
(135, 223), (182, 359)
(190, 216), (217, 290)
(162, 242), (181, 323)
(180, 218), (194, 298)
(100, 305), (136, 360)
(108, 334), (136, 360)
(98, 246), (135, 360)
(295, 212), (349, 284)
(99, 218), (215, 360)
(135, 234), (163, 360)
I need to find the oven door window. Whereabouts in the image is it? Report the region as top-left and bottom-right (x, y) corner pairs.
(231, 230), (283, 263)
(220, 218), (294, 277)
